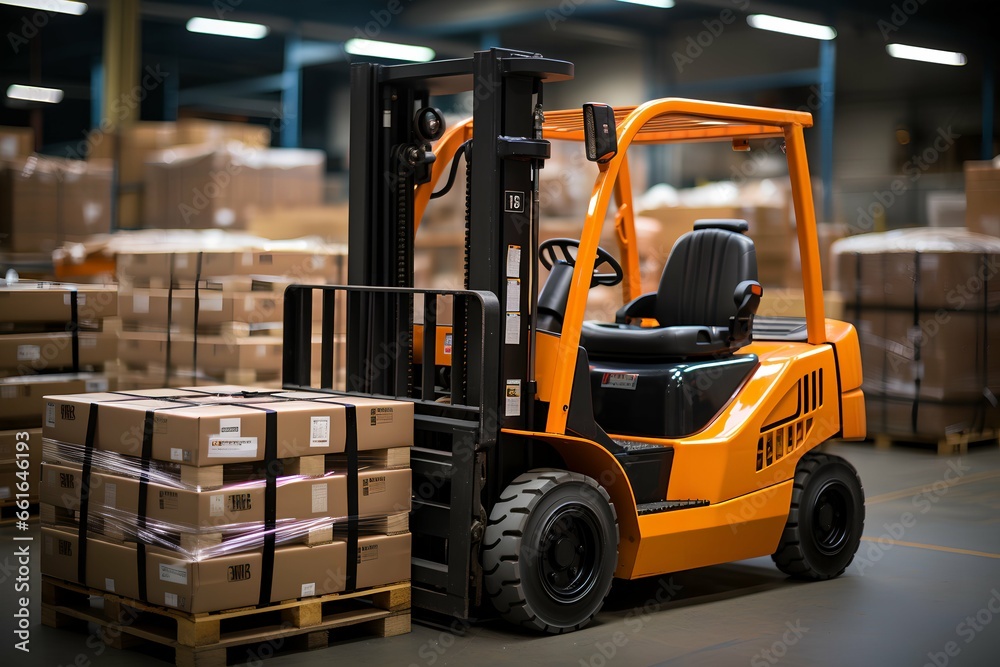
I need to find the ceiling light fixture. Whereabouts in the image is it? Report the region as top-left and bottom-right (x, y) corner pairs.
(747, 14), (836, 40)
(186, 17), (269, 39)
(7, 84), (64, 103)
(887, 43), (967, 66)
(344, 38), (436, 62)
(0, 0), (87, 15)
(616, 0), (675, 8)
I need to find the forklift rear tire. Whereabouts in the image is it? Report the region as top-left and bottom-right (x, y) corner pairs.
(483, 469), (618, 633)
(772, 452), (865, 580)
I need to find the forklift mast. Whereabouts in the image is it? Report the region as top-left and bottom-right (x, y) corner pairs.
(334, 48), (573, 617)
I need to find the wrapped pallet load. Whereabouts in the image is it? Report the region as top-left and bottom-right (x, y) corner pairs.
(833, 228), (1000, 442)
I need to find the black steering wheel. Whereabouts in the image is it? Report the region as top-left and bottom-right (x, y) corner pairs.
(539, 238), (623, 288)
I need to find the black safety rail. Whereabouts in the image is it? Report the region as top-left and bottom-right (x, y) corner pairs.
(282, 284), (501, 618)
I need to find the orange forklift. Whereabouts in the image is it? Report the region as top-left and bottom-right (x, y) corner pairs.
(282, 48), (866, 633)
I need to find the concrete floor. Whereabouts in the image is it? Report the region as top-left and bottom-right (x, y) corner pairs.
(4, 441), (1000, 666)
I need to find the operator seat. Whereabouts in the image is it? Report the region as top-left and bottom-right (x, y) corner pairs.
(580, 219), (762, 360)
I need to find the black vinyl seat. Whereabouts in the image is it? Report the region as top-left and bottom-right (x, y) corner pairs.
(581, 219), (762, 360)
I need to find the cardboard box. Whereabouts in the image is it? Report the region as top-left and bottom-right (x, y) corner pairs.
(118, 331), (196, 368)
(0, 373), (111, 428)
(274, 393), (415, 451)
(0, 283), (117, 325)
(856, 308), (1000, 402)
(965, 160), (1000, 237)
(196, 336), (283, 372)
(42, 526), (409, 613)
(0, 126), (33, 160)
(119, 289), (284, 328)
(247, 204), (349, 242)
(143, 145), (242, 230)
(41, 462), (409, 529)
(0, 330), (117, 374)
(44, 394), (353, 463)
(0, 427), (40, 460)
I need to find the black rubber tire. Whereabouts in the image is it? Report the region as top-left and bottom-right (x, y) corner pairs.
(483, 469), (618, 633)
(772, 452), (865, 580)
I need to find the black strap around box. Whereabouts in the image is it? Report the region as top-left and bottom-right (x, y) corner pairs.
(69, 285), (80, 373)
(164, 253), (176, 387)
(76, 402), (99, 584)
(335, 402), (359, 593)
(136, 409), (155, 603)
(191, 252), (203, 387)
(259, 408), (280, 607)
(911, 252), (922, 433)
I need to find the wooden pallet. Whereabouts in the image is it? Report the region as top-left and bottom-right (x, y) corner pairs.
(42, 576), (410, 667)
(0, 500), (39, 525)
(873, 429), (1000, 456)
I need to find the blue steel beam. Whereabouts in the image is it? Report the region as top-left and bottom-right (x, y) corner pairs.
(818, 39), (835, 222)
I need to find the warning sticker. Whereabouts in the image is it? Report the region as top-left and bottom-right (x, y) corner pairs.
(506, 245), (521, 278)
(506, 279), (521, 311)
(158, 491), (179, 511)
(601, 372), (639, 390)
(505, 313), (521, 345)
(46, 403), (55, 428)
(159, 563), (188, 585)
(362, 476), (386, 496)
(369, 408), (393, 426)
(310, 416), (330, 448)
(505, 380), (521, 417)
(301, 582), (316, 598)
(207, 436), (258, 458)
(443, 333), (453, 355)
(16, 345), (40, 361)
(358, 544), (379, 563)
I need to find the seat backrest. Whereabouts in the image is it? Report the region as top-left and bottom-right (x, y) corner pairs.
(654, 219), (758, 328)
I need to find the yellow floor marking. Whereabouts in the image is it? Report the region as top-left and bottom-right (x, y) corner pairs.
(865, 470), (1000, 505)
(860, 537), (1000, 559)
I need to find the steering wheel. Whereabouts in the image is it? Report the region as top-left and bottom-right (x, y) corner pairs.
(539, 238), (623, 288)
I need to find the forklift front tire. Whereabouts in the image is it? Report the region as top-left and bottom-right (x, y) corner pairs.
(772, 452), (865, 580)
(483, 469), (618, 633)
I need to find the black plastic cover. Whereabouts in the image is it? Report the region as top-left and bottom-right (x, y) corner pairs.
(590, 354), (758, 438)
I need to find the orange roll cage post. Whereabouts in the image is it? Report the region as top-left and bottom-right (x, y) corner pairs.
(413, 98), (827, 437)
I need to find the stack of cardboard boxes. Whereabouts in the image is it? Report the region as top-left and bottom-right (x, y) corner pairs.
(0, 282), (118, 510)
(142, 145), (325, 230)
(834, 228), (1000, 440)
(0, 156), (114, 254)
(39, 386), (412, 614)
(115, 242), (347, 389)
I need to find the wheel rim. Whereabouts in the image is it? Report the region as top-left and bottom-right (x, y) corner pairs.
(812, 480), (852, 556)
(537, 502), (603, 604)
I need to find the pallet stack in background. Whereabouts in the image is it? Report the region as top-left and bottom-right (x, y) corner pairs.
(833, 228), (1000, 451)
(39, 386), (412, 659)
(0, 281), (118, 519)
(109, 234), (346, 389)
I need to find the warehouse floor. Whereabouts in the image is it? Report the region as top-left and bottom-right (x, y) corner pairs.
(5, 441), (1000, 666)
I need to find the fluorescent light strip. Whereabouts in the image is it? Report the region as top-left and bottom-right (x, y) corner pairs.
(616, 0), (675, 8)
(186, 17), (269, 39)
(344, 38), (435, 62)
(887, 43), (967, 66)
(747, 14), (836, 41)
(7, 84), (64, 103)
(0, 0), (87, 15)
